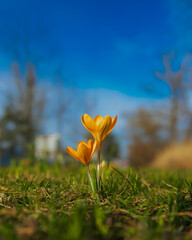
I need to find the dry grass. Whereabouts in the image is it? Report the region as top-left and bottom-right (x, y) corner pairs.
(152, 141), (192, 169)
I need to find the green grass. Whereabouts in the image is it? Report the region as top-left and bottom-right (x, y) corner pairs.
(0, 162), (192, 240)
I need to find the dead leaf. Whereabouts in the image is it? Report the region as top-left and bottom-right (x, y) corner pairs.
(17, 218), (37, 238)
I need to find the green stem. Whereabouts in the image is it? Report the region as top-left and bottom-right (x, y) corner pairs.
(86, 166), (95, 194)
(97, 144), (101, 191)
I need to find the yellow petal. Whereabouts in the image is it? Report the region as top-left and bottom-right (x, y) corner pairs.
(81, 114), (96, 132)
(77, 142), (90, 166)
(87, 139), (93, 149)
(91, 140), (97, 156)
(66, 147), (84, 164)
(77, 141), (86, 149)
(107, 115), (117, 135)
(94, 115), (103, 127)
(98, 115), (112, 142)
(85, 139), (97, 158)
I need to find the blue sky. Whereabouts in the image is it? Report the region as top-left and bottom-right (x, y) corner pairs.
(0, 0), (191, 97)
(0, 0), (191, 158)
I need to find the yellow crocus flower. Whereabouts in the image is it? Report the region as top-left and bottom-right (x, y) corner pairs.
(66, 139), (96, 167)
(81, 114), (117, 190)
(66, 139), (96, 193)
(81, 114), (117, 145)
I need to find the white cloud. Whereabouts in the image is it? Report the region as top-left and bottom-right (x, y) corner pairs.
(0, 76), (171, 159)
(82, 88), (170, 159)
(84, 88), (169, 131)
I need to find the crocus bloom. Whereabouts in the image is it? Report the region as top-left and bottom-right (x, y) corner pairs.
(66, 139), (96, 167)
(66, 139), (96, 193)
(81, 114), (117, 145)
(81, 114), (117, 190)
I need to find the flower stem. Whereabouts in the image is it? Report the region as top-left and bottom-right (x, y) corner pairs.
(86, 166), (95, 194)
(97, 144), (101, 191)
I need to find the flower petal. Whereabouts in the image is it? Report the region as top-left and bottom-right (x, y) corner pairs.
(91, 140), (97, 157)
(94, 115), (103, 127)
(81, 114), (96, 131)
(77, 141), (87, 150)
(107, 115), (117, 135)
(66, 146), (85, 165)
(77, 142), (90, 166)
(87, 139), (93, 149)
(86, 139), (97, 157)
(98, 115), (112, 142)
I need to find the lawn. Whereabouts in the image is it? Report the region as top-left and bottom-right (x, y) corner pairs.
(0, 161), (192, 240)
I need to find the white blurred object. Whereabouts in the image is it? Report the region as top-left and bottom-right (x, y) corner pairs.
(35, 133), (61, 162)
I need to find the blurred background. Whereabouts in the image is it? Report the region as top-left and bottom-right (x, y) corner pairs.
(0, 0), (192, 168)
